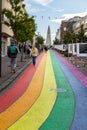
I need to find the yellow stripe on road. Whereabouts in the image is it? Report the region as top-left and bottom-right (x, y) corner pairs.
(0, 54), (47, 130)
(8, 52), (57, 130)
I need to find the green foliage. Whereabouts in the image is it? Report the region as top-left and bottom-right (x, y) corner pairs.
(2, 0), (36, 43)
(36, 36), (44, 45)
(53, 38), (60, 45)
(35, 35), (44, 48)
(63, 24), (87, 44)
(77, 24), (87, 42)
(63, 51), (68, 57)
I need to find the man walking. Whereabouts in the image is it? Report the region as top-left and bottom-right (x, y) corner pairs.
(7, 41), (18, 73)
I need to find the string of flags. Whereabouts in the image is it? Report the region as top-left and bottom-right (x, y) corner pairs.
(34, 16), (58, 20)
(41, 16), (50, 19)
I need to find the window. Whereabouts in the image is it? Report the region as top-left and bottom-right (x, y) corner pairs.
(85, 18), (87, 24)
(64, 27), (66, 31)
(76, 23), (80, 28)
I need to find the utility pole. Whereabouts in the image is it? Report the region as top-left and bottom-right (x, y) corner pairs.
(0, 0), (2, 77)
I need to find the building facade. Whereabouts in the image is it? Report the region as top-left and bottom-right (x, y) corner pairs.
(73, 15), (87, 35)
(2, 0), (13, 57)
(2, 0), (24, 57)
(60, 16), (81, 44)
(60, 20), (68, 43)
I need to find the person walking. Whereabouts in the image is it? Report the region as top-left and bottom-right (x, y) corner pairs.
(31, 44), (38, 66)
(7, 41), (18, 73)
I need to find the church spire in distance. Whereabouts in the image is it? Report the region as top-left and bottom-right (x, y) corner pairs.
(46, 25), (51, 47)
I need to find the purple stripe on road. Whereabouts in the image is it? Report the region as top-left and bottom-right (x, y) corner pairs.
(54, 51), (87, 88)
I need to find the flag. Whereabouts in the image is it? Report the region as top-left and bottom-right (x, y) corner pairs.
(42, 16), (43, 19)
(48, 16), (50, 20)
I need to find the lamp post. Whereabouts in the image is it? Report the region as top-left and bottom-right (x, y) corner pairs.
(0, 0), (2, 77)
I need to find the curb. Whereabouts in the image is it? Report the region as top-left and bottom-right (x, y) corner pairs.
(0, 59), (32, 92)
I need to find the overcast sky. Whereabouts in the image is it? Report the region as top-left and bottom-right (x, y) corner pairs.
(24, 0), (87, 42)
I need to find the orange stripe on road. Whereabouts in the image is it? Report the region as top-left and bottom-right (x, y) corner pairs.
(0, 54), (47, 130)
(0, 52), (44, 112)
(8, 52), (57, 130)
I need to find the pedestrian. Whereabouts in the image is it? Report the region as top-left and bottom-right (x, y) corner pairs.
(31, 44), (38, 66)
(7, 42), (18, 73)
(27, 45), (31, 58)
(18, 43), (22, 52)
(44, 45), (48, 52)
(23, 43), (27, 53)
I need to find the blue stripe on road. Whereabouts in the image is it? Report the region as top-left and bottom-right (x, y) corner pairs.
(52, 50), (87, 130)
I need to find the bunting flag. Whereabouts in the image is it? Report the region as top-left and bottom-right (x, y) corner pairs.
(42, 16), (43, 19)
(48, 16), (51, 20)
(41, 16), (51, 20)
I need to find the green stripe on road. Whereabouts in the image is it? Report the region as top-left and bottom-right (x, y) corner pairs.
(39, 51), (74, 130)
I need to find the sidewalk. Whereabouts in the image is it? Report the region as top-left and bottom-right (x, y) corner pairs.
(0, 53), (32, 91)
(67, 56), (87, 76)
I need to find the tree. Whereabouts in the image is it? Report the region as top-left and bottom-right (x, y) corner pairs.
(53, 37), (60, 45)
(77, 24), (87, 43)
(2, 0), (36, 42)
(36, 35), (44, 45)
(2, 0), (36, 61)
(63, 27), (76, 44)
(63, 28), (75, 58)
(15, 15), (36, 43)
(63, 32), (72, 44)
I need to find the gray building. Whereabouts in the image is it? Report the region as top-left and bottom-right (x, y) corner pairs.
(55, 28), (61, 42)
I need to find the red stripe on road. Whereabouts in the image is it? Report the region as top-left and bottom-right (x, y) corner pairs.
(0, 53), (44, 113)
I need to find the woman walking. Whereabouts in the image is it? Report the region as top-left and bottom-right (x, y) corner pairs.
(31, 44), (38, 66)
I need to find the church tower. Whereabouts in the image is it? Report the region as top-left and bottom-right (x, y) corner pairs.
(46, 25), (51, 46)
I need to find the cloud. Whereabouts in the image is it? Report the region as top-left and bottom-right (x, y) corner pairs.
(32, 0), (54, 6)
(25, 3), (45, 13)
(51, 18), (63, 24)
(62, 12), (87, 19)
(51, 12), (87, 24)
(24, 0), (64, 13)
(55, 9), (64, 12)
(48, 6), (64, 13)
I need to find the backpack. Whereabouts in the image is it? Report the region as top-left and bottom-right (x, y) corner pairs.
(10, 46), (17, 54)
(7, 45), (17, 58)
(32, 48), (37, 54)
